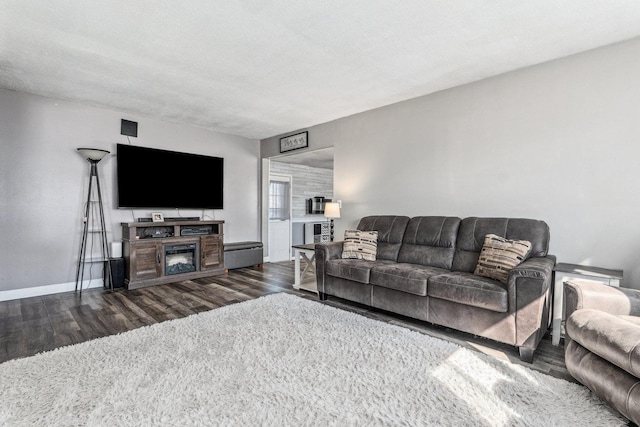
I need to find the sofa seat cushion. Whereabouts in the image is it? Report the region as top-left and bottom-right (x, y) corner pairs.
(567, 309), (640, 378)
(427, 272), (508, 313)
(326, 259), (393, 284)
(369, 263), (450, 296)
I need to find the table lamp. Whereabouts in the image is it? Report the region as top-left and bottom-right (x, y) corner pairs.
(324, 202), (341, 242)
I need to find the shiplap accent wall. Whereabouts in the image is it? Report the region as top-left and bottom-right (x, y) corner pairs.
(270, 161), (333, 220)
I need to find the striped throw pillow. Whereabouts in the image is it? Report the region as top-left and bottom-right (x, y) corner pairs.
(342, 230), (378, 261)
(474, 234), (532, 284)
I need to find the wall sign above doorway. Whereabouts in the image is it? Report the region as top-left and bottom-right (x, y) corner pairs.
(280, 131), (308, 153)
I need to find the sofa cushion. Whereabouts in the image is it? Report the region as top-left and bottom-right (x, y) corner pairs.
(452, 217), (550, 272)
(567, 309), (640, 378)
(428, 272), (509, 313)
(326, 259), (393, 284)
(342, 230), (378, 261)
(356, 216), (410, 261)
(474, 234), (531, 284)
(397, 216), (460, 269)
(370, 263), (450, 296)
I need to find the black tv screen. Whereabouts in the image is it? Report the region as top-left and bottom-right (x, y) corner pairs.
(117, 144), (223, 209)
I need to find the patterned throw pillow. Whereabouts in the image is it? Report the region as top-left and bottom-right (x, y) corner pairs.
(342, 230), (378, 261)
(474, 234), (532, 284)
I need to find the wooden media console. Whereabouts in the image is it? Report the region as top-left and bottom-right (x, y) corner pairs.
(121, 220), (224, 289)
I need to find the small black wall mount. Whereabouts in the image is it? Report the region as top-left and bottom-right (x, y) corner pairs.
(121, 119), (138, 137)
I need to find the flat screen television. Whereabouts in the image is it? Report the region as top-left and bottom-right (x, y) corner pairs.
(116, 144), (223, 209)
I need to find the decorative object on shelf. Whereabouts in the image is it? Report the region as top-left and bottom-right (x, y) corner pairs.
(324, 202), (341, 241)
(152, 212), (164, 222)
(75, 148), (113, 293)
(279, 131), (308, 153)
(110, 241), (123, 258)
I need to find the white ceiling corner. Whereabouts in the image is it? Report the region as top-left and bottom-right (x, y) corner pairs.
(1, 1), (640, 140)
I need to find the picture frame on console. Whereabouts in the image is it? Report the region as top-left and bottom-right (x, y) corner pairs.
(152, 213), (164, 222)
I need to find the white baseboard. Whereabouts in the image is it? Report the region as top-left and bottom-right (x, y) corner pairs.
(0, 279), (105, 302)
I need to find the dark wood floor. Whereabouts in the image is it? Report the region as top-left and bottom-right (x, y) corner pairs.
(0, 261), (569, 381)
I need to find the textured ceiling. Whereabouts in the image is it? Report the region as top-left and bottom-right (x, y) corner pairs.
(1, 1), (640, 140)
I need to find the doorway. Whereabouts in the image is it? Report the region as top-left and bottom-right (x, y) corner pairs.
(262, 147), (334, 263)
(268, 174), (292, 262)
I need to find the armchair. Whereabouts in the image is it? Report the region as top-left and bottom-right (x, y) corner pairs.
(564, 279), (640, 425)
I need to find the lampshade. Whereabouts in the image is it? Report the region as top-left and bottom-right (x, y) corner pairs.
(324, 202), (341, 219)
(77, 148), (110, 162)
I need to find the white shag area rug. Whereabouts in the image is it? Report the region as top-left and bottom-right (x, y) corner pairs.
(0, 293), (625, 426)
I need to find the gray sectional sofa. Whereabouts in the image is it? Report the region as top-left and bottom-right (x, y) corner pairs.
(315, 215), (555, 362)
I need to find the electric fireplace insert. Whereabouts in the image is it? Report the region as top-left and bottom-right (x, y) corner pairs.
(164, 243), (197, 275)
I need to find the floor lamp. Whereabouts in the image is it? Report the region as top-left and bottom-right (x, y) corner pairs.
(75, 148), (113, 293)
(324, 202), (341, 242)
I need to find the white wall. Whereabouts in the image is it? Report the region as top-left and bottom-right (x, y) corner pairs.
(0, 89), (260, 295)
(262, 37), (640, 289)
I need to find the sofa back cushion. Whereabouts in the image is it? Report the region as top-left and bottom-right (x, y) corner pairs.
(451, 217), (550, 273)
(357, 216), (410, 261)
(397, 216), (461, 269)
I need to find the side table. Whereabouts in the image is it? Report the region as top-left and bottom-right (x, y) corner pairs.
(292, 243), (318, 293)
(552, 262), (623, 346)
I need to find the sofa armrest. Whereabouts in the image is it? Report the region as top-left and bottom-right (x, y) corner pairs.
(315, 241), (344, 262)
(508, 255), (555, 350)
(509, 255), (556, 285)
(315, 242), (344, 295)
(565, 279), (640, 319)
